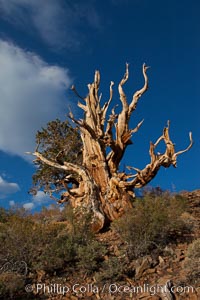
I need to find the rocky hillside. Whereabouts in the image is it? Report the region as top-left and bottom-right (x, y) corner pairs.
(33, 191), (200, 300)
(0, 190), (199, 300)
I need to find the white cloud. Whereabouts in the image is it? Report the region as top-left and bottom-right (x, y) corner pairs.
(0, 40), (71, 159)
(22, 191), (50, 211)
(0, 176), (20, 199)
(0, 0), (101, 49)
(23, 202), (34, 210)
(9, 200), (15, 206)
(32, 191), (50, 204)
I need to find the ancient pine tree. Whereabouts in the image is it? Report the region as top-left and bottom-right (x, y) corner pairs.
(29, 64), (193, 231)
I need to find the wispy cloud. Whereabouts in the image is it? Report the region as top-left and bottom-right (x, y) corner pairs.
(0, 176), (20, 199)
(0, 40), (71, 159)
(23, 202), (34, 210)
(23, 190), (51, 211)
(9, 200), (15, 206)
(0, 0), (101, 49)
(32, 191), (50, 204)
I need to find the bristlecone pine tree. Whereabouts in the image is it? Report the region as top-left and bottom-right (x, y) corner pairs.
(29, 64), (193, 231)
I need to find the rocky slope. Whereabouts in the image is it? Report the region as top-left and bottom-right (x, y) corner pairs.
(30, 190), (200, 300)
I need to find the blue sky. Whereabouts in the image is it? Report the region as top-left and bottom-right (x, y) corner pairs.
(0, 0), (199, 211)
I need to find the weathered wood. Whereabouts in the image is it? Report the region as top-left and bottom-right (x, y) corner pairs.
(28, 64), (193, 231)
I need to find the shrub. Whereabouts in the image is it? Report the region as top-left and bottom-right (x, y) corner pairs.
(0, 207), (8, 223)
(35, 230), (75, 272)
(34, 205), (62, 223)
(0, 272), (25, 299)
(63, 206), (106, 274)
(0, 205), (107, 275)
(0, 211), (66, 271)
(33, 206), (106, 274)
(95, 256), (127, 283)
(77, 239), (106, 274)
(112, 192), (187, 259)
(184, 238), (200, 284)
(0, 214), (42, 268)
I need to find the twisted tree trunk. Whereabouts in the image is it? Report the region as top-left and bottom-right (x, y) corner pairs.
(30, 64), (193, 231)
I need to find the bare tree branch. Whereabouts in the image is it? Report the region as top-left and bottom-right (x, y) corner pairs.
(27, 151), (85, 176)
(101, 81), (114, 126)
(118, 62), (129, 111)
(124, 123), (193, 188)
(71, 85), (85, 101)
(129, 63), (149, 116)
(174, 132), (193, 157)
